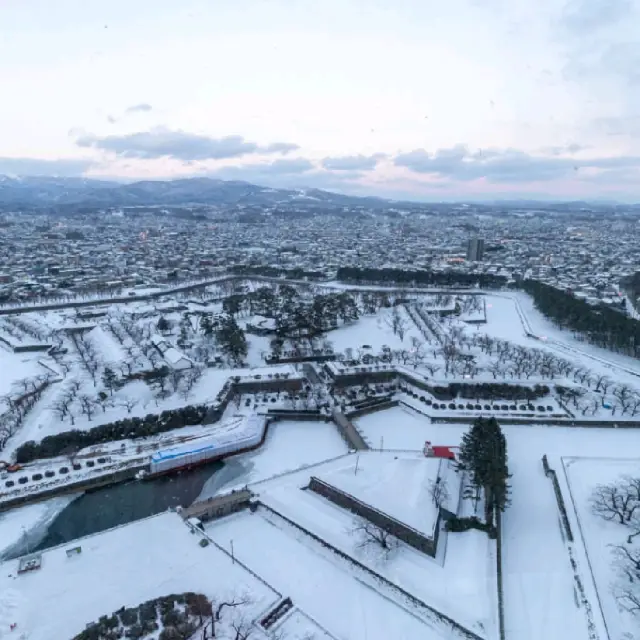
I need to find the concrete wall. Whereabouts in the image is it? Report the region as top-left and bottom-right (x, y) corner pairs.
(308, 476), (438, 556)
(267, 409), (331, 422)
(233, 377), (303, 395)
(345, 400), (398, 420)
(265, 354), (336, 365)
(330, 370), (396, 388)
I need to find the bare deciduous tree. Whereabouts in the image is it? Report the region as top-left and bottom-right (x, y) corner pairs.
(385, 307), (408, 342)
(591, 480), (640, 525)
(429, 477), (451, 509)
(351, 520), (398, 561)
(78, 394), (97, 422)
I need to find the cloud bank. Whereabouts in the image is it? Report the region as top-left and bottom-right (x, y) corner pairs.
(76, 128), (299, 162)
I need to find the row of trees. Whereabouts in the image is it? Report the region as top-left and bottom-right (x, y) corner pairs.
(0, 374), (53, 451)
(430, 382), (550, 403)
(229, 264), (326, 281)
(337, 266), (509, 289)
(523, 280), (640, 356)
(15, 404), (208, 463)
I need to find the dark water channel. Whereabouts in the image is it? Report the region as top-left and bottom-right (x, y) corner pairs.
(6, 460), (228, 559)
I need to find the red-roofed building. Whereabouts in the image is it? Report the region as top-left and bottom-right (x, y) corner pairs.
(423, 441), (456, 460)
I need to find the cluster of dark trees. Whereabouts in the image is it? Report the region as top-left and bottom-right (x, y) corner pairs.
(523, 280), (640, 356)
(75, 592), (214, 640)
(196, 312), (247, 365)
(621, 271), (640, 306)
(337, 266), (509, 289)
(229, 264), (326, 280)
(221, 285), (359, 339)
(430, 382), (550, 402)
(273, 289), (359, 337)
(459, 417), (510, 529)
(15, 404), (208, 463)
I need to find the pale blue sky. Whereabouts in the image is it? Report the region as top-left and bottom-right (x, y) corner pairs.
(1, 0), (640, 200)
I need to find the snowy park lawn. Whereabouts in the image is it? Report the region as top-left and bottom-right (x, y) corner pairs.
(316, 456), (441, 537)
(0, 348), (50, 398)
(254, 453), (492, 636)
(353, 404), (435, 450)
(485, 293), (640, 387)
(205, 509), (460, 640)
(85, 325), (126, 363)
(0, 512), (277, 640)
(326, 307), (422, 354)
(198, 419), (349, 499)
(563, 456), (640, 640)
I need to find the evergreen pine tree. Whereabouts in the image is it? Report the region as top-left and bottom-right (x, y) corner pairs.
(458, 417), (510, 529)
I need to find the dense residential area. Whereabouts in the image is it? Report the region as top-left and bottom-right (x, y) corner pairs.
(0, 178), (639, 316)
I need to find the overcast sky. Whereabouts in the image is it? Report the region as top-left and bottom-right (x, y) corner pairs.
(2, 0), (640, 201)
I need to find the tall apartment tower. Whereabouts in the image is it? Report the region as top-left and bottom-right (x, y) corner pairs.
(466, 237), (485, 262)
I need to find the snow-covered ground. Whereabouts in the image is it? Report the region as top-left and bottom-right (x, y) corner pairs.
(501, 292), (640, 383)
(205, 509), (459, 640)
(354, 404), (436, 450)
(326, 307), (422, 354)
(349, 405), (640, 640)
(272, 609), (335, 640)
(3, 283), (640, 640)
(198, 419), (348, 499)
(0, 347), (50, 397)
(251, 451), (492, 636)
(316, 456), (442, 537)
(0, 512), (277, 640)
(563, 456), (640, 640)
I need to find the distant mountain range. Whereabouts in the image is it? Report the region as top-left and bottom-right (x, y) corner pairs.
(0, 175), (633, 211)
(0, 175), (389, 209)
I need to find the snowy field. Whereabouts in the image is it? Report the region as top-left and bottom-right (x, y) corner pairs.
(352, 407), (640, 640)
(498, 425), (640, 640)
(326, 307), (422, 354)
(354, 404), (437, 450)
(205, 509), (462, 640)
(316, 456), (441, 537)
(563, 456), (640, 640)
(496, 292), (640, 385)
(253, 452), (492, 636)
(0, 512), (277, 640)
(198, 419), (348, 499)
(0, 348), (50, 397)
